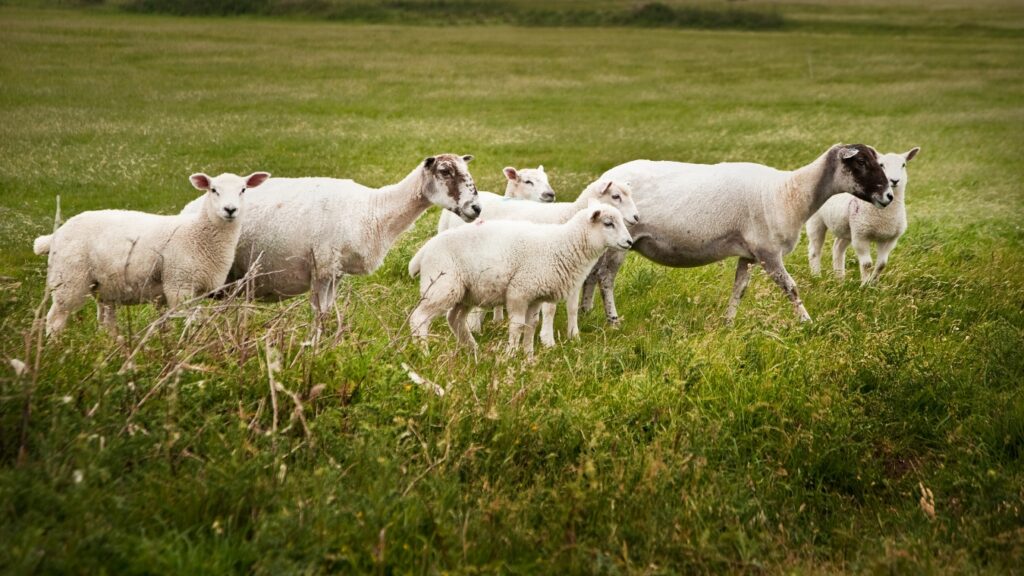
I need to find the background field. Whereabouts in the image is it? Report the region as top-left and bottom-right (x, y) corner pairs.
(1, 1), (1023, 573)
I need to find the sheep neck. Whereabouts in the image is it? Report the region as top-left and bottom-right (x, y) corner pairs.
(371, 166), (434, 242)
(783, 148), (839, 229)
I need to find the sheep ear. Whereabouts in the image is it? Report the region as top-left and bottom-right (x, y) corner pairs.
(537, 165), (545, 172)
(590, 208), (602, 223)
(904, 147), (920, 162)
(462, 155), (474, 163)
(190, 173), (211, 191)
(602, 181), (614, 195)
(245, 172), (271, 188)
(503, 167), (518, 181)
(838, 147), (859, 160)
(424, 157), (436, 169)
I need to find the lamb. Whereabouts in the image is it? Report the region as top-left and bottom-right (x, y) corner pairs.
(34, 171), (270, 336)
(579, 144), (891, 324)
(408, 204), (634, 356)
(436, 165), (555, 234)
(435, 179), (639, 346)
(181, 154), (480, 313)
(806, 147), (920, 284)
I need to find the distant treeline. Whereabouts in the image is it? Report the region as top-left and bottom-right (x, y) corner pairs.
(117, 0), (786, 30)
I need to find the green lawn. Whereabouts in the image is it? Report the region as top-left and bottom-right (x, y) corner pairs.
(1, 3), (1023, 573)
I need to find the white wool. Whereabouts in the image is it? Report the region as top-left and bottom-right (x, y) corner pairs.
(35, 172), (269, 336)
(436, 165), (554, 234)
(408, 205), (633, 356)
(437, 179), (638, 346)
(581, 144), (892, 324)
(180, 154), (480, 313)
(807, 148), (920, 284)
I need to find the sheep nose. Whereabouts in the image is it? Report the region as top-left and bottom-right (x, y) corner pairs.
(470, 203), (481, 216)
(885, 191), (894, 202)
(890, 178), (900, 186)
(223, 206), (237, 217)
(633, 215), (640, 224)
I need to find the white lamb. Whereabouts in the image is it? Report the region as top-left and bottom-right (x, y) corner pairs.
(34, 172), (270, 336)
(408, 204), (634, 356)
(437, 179), (639, 346)
(436, 165), (555, 234)
(806, 147), (920, 284)
(181, 154), (479, 313)
(579, 144), (891, 324)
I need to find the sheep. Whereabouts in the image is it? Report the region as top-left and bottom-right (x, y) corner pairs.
(436, 165), (555, 234)
(435, 179), (639, 346)
(408, 203), (634, 357)
(181, 154), (480, 314)
(579, 144), (891, 324)
(34, 172), (270, 336)
(807, 147), (920, 284)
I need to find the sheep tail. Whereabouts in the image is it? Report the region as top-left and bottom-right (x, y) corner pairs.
(408, 246), (425, 278)
(33, 234), (53, 255)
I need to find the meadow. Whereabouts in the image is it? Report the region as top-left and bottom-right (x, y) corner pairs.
(1, 1), (1023, 573)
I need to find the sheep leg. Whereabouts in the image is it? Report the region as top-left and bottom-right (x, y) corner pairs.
(580, 261), (601, 313)
(597, 249), (627, 324)
(565, 282), (584, 340)
(539, 302), (557, 348)
(466, 308), (484, 333)
(97, 301), (118, 335)
(832, 237), (851, 280)
(505, 299), (530, 355)
(45, 274), (91, 337)
(410, 299), (447, 350)
(521, 301), (543, 359)
(759, 254), (812, 322)
(492, 306), (504, 323)
(852, 237), (874, 285)
(806, 218), (827, 276)
(867, 238), (898, 284)
(310, 276), (338, 315)
(725, 257), (754, 324)
(447, 305), (477, 350)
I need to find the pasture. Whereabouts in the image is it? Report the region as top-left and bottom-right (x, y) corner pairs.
(1, 2), (1023, 573)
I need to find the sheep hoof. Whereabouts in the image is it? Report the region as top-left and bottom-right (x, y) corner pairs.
(607, 316), (621, 327)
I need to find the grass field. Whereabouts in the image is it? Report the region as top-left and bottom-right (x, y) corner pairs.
(1, 2), (1023, 573)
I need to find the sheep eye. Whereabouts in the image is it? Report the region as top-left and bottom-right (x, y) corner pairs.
(524, 180), (533, 185)
(612, 195), (621, 200)
(902, 163), (906, 168)
(211, 188), (219, 195)
(603, 221), (614, 228)
(240, 187), (246, 194)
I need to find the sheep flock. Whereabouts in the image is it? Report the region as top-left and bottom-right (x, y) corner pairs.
(34, 144), (919, 356)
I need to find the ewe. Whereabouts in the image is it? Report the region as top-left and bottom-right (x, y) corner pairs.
(806, 147), (920, 284)
(408, 204), (634, 357)
(436, 165), (555, 234)
(182, 154), (480, 313)
(34, 172), (269, 336)
(580, 144), (891, 323)
(436, 180), (638, 345)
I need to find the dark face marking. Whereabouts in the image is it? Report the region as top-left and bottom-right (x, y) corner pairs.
(841, 144), (889, 204)
(427, 153), (477, 203)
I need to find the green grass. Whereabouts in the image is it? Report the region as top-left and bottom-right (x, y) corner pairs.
(1, 3), (1023, 573)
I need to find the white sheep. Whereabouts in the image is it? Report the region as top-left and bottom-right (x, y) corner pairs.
(436, 179), (639, 346)
(436, 165), (555, 234)
(181, 154), (479, 313)
(580, 144), (891, 324)
(34, 172), (270, 336)
(408, 204), (634, 356)
(807, 147), (920, 284)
